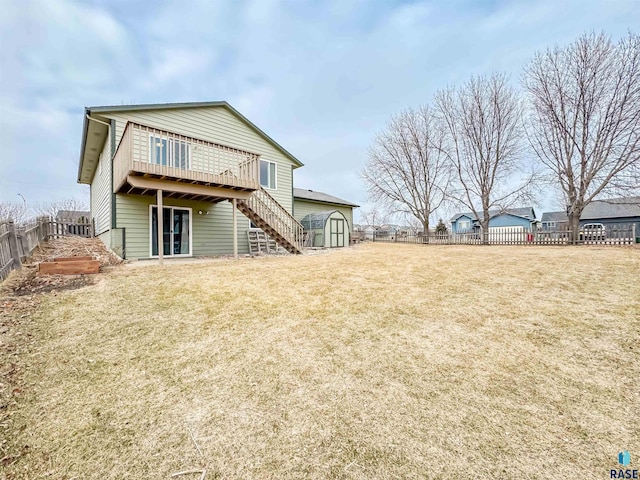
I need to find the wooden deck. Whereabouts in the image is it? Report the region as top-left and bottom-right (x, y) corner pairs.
(113, 122), (261, 201)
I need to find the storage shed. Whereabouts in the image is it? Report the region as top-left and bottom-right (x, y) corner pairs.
(300, 210), (349, 247)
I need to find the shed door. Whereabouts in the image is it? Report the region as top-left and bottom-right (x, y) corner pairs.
(330, 218), (345, 247)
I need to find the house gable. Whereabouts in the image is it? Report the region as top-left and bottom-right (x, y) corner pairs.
(488, 213), (534, 229)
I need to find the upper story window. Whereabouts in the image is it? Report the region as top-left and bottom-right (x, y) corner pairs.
(458, 219), (471, 230)
(260, 160), (276, 189)
(149, 134), (190, 169)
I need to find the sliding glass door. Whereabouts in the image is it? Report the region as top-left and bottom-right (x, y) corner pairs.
(150, 206), (191, 257)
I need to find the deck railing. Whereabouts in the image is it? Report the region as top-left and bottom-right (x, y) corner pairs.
(242, 187), (304, 252)
(113, 122), (261, 192)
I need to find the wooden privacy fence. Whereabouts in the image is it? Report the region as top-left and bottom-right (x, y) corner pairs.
(370, 224), (637, 246)
(0, 217), (94, 282)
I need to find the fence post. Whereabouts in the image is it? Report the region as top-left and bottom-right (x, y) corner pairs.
(7, 220), (22, 271)
(17, 226), (28, 259)
(37, 217), (43, 242)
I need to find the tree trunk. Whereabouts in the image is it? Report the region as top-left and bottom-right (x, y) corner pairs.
(568, 212), (581, 245)
(422, 219), (430, 244)
(481, 218), (490, 245)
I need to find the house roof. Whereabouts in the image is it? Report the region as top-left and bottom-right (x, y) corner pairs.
(581, 196), (640, 219)
(541, 211), (568, 223)
(540, 196), (640, 222)
(78, 101), (304, 183)
(451, 207), (536, 222)
(293, 188), (359, 207)
(56, 210), (90, 221)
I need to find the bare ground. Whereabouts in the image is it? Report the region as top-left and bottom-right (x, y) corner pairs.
(1, 243), (639, 479)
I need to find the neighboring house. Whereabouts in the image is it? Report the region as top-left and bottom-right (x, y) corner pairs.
(541, 196), (640, 238)
(354, 224), (377, 240)
(541, 211), (570, 231)
(78, 101), (350, 259)
(450, 207), (537, 234)
(56, 210), (90, 223)
(376, 224), (401, 239)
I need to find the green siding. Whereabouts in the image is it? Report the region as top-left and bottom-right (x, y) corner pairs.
(116, 194), (251, 259)
(89, 105), (306, 258)
(293, 199), (355, 233)
(89, 136), (111, 235)
(102, 106), (295, 212)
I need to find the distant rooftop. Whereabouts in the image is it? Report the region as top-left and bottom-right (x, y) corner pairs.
(582, 196), (640, 219)
(293, 188), (359, 207)
(451, 207), (535, 222)
(541, 211), (568, 223)
(541, 196), (640, 222)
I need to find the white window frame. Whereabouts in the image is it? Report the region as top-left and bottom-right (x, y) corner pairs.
(148, 204), (193, 258)
(148, 134), (191, 170)
(458, 219), (471, 231)
(260, 159), (277, 190)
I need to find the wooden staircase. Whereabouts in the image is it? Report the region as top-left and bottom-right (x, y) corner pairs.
(236, 187), (304, 254)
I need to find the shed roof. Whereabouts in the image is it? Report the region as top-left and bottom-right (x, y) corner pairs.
(293, 188), (359, 207)
(301, 210), (347, 230)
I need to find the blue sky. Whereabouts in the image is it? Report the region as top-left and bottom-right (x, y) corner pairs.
(0, 0), (638, 220)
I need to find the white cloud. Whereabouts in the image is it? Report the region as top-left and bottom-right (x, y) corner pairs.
(1, 0), (639, 210)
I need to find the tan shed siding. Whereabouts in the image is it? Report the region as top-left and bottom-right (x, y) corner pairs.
(115, 194), (251, 260)
(90, 137), (112, 235)
(323, 211), (349, 247)
(102, 107), (294, 211)
(294, 199), (355, 233)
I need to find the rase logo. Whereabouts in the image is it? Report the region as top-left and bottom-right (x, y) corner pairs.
(611, 451), (638, 479)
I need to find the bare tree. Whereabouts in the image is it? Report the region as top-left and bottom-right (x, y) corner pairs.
(361, 106), (451, 233)
(524, 32), (640, 242)
(436, 73), (534, 243)
(0, 202), (30, 224)
(358, 206), (391, 227)
(34, 197), (90, 220)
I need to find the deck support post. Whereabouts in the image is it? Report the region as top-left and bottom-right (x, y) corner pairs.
(232, 198), (238, 259)
(157, 189), (164, 266)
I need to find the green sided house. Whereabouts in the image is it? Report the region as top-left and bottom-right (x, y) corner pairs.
(78, 101), (358, 259)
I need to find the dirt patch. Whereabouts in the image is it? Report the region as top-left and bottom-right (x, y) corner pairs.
(1, 237), (121, 297)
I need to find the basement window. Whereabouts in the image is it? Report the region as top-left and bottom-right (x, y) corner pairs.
(260, 160), (277, 189)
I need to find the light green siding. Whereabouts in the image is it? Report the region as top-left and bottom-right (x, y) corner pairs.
(90, 136), (111, 235)
(116, 194), (251, 259)
(88, 104), (304, 258)
(294, 199), (355, 233)
(101, 106), (294, 212)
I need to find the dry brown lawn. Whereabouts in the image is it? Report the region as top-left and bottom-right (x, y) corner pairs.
(2, 243), (639, 479)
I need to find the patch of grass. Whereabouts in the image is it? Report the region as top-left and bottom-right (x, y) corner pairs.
(3, 244), (639, 479)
